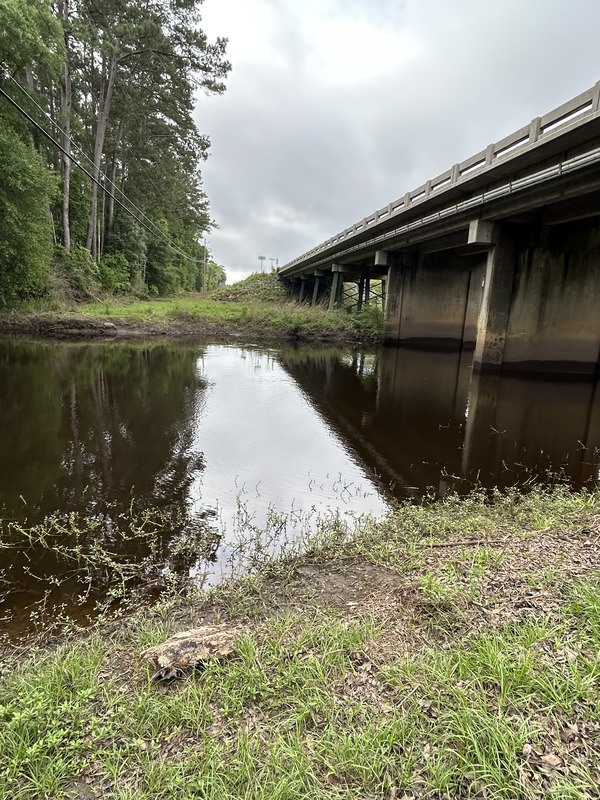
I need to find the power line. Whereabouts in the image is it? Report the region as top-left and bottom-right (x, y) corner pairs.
(5, 71), (170, 244)
(0, 80), (206, 265)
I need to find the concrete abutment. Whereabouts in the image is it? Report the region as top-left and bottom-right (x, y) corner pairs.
(383, 218), (600, 376)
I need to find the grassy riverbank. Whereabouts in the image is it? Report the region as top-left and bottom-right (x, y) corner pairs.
(2, 486), (600, 799)
(0, 274), (384, 343)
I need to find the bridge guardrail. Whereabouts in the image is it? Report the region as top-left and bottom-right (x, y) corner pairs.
(288, 144), (600, 272)
(282, 81), (600, 272)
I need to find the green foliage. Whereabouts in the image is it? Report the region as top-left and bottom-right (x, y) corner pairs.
(211, 273), (292, 303)
(0, 0), (64, 77)
(105, 210), (147, 281)
(146, 218), (176, 296)
(196, 259), (226, 292)
(53, 244), (100, 298)
(356, 304), (384, 335)
(0, 116), (56, 304)
(0, 0), (231, 304)
(98, 252), (130, 292)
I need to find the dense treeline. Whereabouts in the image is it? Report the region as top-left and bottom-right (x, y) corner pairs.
(0, 0), (229, 304)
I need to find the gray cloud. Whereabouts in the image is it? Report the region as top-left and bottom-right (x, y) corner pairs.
(196, 0), (600, 283)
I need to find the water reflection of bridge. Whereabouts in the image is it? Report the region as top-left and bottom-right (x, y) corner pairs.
(279, 346), (600, 497)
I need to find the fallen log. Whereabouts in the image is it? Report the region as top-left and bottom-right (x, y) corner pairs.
(140, 623), (240, 680)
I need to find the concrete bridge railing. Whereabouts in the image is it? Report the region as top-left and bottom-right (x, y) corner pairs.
(280, 82), (600, 377)
(281, 81), (600, 272)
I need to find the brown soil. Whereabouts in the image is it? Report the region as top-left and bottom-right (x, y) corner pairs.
(0, 314), (362, 344)
(127, 519), (600, 653)
(0, 317), (121, 339)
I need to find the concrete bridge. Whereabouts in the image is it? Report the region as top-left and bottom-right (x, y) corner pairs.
(279, 82), (600, 375)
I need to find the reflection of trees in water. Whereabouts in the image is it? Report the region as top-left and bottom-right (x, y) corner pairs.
(0, 340), (207, 519)
(0, 340), (219, 604)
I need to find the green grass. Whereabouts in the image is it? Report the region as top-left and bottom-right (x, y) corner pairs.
(0, 274), (385, 342)
(2, 486), (600, 798)
(1, 590), (599, 798)
(81, 295), (381, 341)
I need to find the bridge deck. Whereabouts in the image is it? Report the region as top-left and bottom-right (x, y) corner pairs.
(280, 82), (600, 277)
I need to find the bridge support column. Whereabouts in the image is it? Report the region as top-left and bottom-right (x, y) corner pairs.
(312, 276), (320, 306)
(472, 224), (517, 372)
(384, 253), (414, 342)
(357, 266), (371, 311)
(329, 264), (344, 310)
(384, 250), (485, 349)
(375, 250), (389, 311)
(357, 274), (365, 312)
(311, 271), (326, 306)
(299, 277), (307, 304)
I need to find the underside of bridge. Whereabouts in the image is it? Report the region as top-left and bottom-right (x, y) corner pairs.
(285, 210), (600, 376)
(388, 208), (600, 375)
(283, 161), (600, 376)
(279, 82), (600, 376)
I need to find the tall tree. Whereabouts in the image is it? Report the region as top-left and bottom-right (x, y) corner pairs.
(0, 0), (230, 300)
(0, 0), (63, 301)
(57, 0), (72, 251)
(72, 0), (229, 261)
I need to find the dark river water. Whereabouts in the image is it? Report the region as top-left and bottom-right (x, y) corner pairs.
(1, 337), (600, 638)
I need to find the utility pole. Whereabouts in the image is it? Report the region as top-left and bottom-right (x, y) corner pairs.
(258, 255), (266, 273)
(269, 257), (275, 272)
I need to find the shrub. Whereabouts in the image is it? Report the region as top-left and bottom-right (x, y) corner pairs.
(53, 245), (100, 298)
(98, 253), (131, 292)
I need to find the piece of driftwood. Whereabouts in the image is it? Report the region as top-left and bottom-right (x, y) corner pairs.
(140, 623), (240, 680)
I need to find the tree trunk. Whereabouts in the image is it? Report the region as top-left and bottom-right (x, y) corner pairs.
(85, 49), (119, 259)
(59, 0), (72, 252)
(106, 117), (123, 238)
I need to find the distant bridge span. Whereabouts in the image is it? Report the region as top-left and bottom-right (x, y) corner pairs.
(279, 82), (600, 375)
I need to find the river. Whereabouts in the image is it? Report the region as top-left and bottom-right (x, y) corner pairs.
(1, 337), (599, 638)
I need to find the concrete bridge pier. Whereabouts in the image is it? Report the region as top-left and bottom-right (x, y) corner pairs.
(383, 217), (600, 375)
(471, 221), (517, 372)
(356, 266), (371, 311)
(298, 276), (308, 304)
(279, 82), (600, 375)
(311, 270), (326, 305)
(384, 250), (484, 352)
(328, 264), (345, 310)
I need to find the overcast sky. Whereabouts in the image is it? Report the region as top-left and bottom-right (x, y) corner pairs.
(195, 0), (600, 284)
